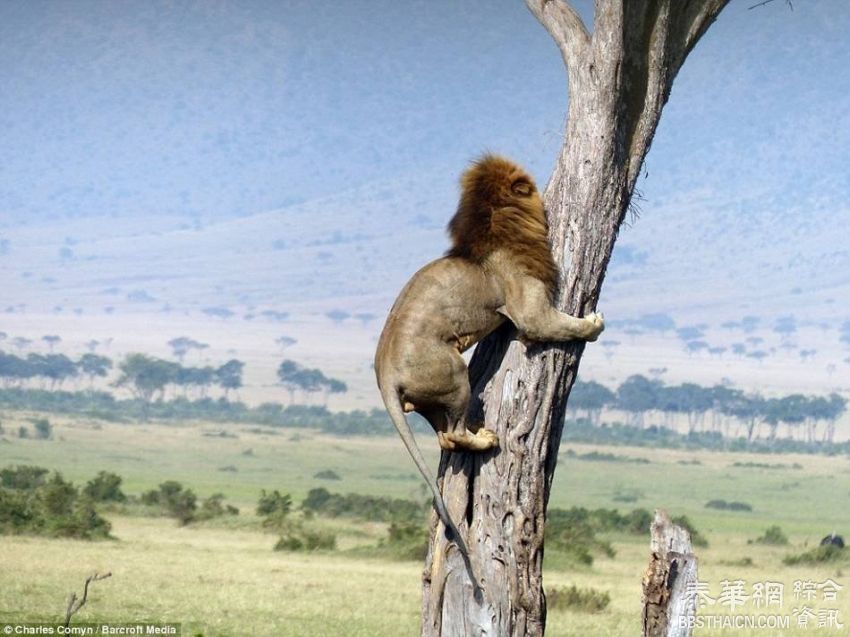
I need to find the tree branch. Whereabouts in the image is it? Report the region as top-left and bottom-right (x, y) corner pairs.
(525, 0), (591, 75)
(748, 0), (793, 10)
(64, 571), (112, 628)
(680, 0), (732, 59)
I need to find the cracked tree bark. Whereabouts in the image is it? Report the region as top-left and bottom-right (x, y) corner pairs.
(421, 2), (729, 636)
(641, 510), (699, 637)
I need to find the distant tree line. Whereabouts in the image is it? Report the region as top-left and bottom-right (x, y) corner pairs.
(0, 388), (410, 436)
(0, 348), (348, 408)
(569, 376), (847, 443)
(0, 351), (111, 389)
(115, 353), (244, 401)
(277, 359), (347, 404)
(0, 370), (846, 453)
(0, 350), (242, 403)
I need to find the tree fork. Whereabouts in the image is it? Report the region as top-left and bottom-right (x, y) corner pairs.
(421, 2), (729, 635)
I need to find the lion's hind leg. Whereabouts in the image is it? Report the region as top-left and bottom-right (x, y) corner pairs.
(406, 346), (498, 452)
(417, 407), (458, 451)
(444, 427), (499, 451)
(415, 391), (498, 452)
(438, 352), (499, 452)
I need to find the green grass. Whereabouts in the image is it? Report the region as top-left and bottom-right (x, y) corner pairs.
(1, 413), (849, 635)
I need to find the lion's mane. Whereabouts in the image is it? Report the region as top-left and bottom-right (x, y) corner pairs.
(446, 154), (558, 297)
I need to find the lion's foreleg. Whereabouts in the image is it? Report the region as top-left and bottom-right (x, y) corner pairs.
(503, 276), (604, 342)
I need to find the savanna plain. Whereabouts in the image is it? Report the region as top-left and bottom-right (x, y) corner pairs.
(1, 414), (848, 636)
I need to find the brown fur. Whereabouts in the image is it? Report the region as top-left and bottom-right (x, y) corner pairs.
(447, 154), (558, 297)
(374, 155), (604, 589)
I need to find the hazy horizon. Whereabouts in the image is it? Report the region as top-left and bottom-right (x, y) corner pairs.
(2, 0), (849, 410)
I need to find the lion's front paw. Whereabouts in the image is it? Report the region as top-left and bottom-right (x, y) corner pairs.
(584, 312), (605, 342)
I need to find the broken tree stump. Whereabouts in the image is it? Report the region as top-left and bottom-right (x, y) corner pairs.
(641, 510), (699, 637)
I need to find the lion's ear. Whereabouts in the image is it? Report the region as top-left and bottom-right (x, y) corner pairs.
(511, 180), (533, 196)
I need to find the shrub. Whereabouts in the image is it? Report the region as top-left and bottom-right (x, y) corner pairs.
(257, 490), (292, 516)
(83, 471), (127, 502)
(141, 481), (197, 525)
(547, 508), (616, 565)
(32, 418), (52, 440)
(0, 471), (111, 540)
(196, 493), (239, 520)
(783, 544), (845, 566)
(381, 521), (429, 561)
(549, 506), (653, 536)
(39, 473), (77, 517)
(1, 465), (49, 490)
(565, 449), (650, 464)
(301, 487), (426, 523)
(752, 525), (789, 546)
(721, 556), (754, 567)
(732, 461), (801, 470)
(46, 496), (111, 539)
(274, 520), (336, 552)
(257, 489), (293, 529)
(314, 469), (341, 481)
(612, 488), (642, 503)
(547, 585), (610, 612)
(705, 499), (753, 512)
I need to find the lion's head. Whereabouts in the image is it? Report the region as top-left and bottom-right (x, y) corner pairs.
(446, 154), (557, 297)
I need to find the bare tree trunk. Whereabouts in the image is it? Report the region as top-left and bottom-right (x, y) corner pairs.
(641, 510), (699, 637)
(421, 2), (729, 635)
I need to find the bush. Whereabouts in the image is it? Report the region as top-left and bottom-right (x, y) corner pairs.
(256, 489), (293, 530)
(314, 469), (341, 481)
(732, 461), (801, 470)
(611, 488), (642, 503)
(547, 508), (616, 565)
(40, 473), (77, 517)
(1, 465), (49, 490)
(547, 585), (610, 613)
(141, 481), (197, 525)
(83, 471), (127, 502)
(274, 520), (336, 552)
(705, 499), (753, 512)
(783, 544), (845, 565)
(46, 496), (111, 539)
(383, 521), (429, 561)
(752, 525), (789, 546)
(0, 471), (111, 540)
(32, 418), (52, 440)
(564, 449), (650, 464)
(301, 487), (426, 523)
(257, 489), (293, 516)
(196, 493), (239, 521)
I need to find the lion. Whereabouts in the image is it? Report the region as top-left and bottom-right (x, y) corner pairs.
(374, 154), (604, 558)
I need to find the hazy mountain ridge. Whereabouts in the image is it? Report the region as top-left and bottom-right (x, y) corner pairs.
(2, 1), (849, 404)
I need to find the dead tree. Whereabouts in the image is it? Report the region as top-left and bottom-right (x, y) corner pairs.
(642, 510), (699, 637)
(64, 571), (112, 628)
(421, 2), (730, 635)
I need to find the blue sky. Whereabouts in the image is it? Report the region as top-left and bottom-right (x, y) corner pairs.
(2, 0), (846, 223)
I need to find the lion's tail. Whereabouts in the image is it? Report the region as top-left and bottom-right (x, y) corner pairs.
(378, 384), (467, 543)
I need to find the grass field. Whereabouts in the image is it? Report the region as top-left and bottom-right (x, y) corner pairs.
(1, 413), (849, 635)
